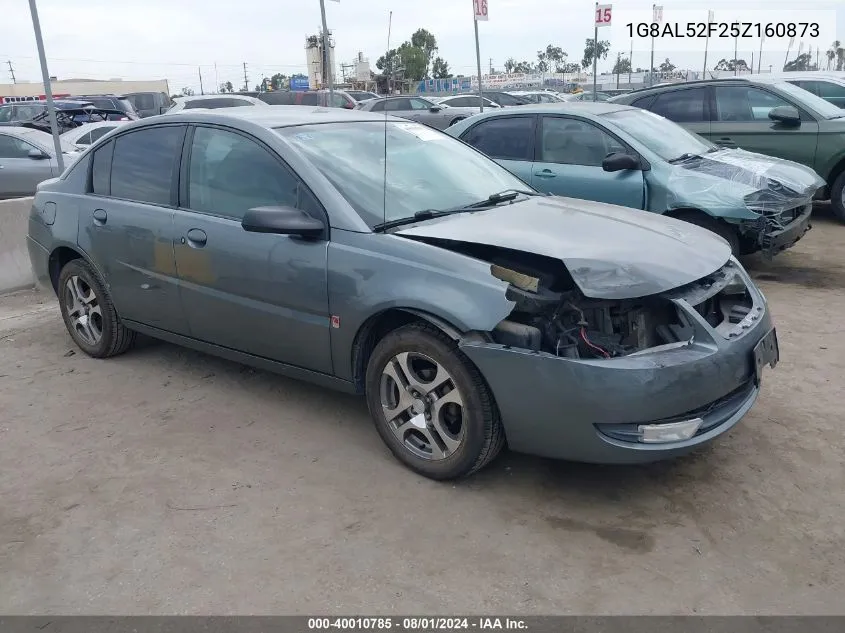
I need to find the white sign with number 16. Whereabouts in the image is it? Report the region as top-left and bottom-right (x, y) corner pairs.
(595, 4), (612, 27)
(474, 0), (488, 21)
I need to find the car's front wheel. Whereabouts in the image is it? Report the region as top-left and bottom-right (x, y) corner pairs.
(365, 323), (505, 480)
(57, 259), (135, 358)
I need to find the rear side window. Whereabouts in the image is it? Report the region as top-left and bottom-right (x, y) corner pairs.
(75, 130), (93, 145)
(300, 93), (320, 106)
(630, 95), (656, 109)
(90, 140), (114, 195)
(369, 100), (386, 112)
(461, 116), (535, 161)
(130, 93), (156, 110)
(110, 126), (184, 205)
(650, 89), (707, 122)
(88, 126), (115, 143)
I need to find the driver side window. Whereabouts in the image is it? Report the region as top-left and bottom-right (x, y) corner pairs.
(714, 86), (793, 122)
(0, 134), (35, 159)
(540, 117), (626, 167)
(409, 99), (432, 110)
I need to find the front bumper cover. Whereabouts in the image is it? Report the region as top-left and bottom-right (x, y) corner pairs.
(460, 259), (773, 464)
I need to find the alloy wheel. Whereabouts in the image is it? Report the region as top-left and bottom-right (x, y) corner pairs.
(379, 351), (466, 460)
(64, 275), (103, 345)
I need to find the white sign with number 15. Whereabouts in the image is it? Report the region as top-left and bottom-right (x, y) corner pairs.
(595, 4), (612, 27)
(474, 0), (488, 21)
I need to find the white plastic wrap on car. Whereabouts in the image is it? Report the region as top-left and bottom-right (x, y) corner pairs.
(667, 148), (825, 215)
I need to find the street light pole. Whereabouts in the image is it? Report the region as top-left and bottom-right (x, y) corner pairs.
(319, 0), (333, 103)
(27, 0), (63, 172)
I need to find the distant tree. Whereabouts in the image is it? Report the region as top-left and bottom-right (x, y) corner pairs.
(513, 60), (534, 74)
(558, 62), (581, 74)
(411, 28), (439, 75)
(504, 57), (517, 74)
(180, 87), (195, 96)
(582, 39), (610, 70)
(825, 40), (843, 70)
(432, 56), (451, 79)
(715, 58), (749, 72)
(612, 56), (632, 74)
(269, 73), (288, 90)
(658, 58), (676, 72)
(219, 81), (234, 93)
(784, 53), (814, 72)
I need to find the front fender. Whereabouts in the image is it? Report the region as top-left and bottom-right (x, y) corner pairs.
(327, 230), (513, 381)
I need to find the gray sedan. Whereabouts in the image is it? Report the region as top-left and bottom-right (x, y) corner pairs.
(26, 108), (778, 480)
(355, 95), (481, 129)
(0, 126), (81, 199)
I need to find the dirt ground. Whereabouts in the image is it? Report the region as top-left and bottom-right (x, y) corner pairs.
(1, 206), (843, 615)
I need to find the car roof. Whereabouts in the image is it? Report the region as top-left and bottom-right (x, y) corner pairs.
(135, 105), (418, 128)
(460, 101), (634, 117)
(758, 71), (845, 83)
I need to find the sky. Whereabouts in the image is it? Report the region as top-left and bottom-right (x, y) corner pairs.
(2, 0), (844, 94)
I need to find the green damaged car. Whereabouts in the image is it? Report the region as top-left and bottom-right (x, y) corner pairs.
(447, 103), (825, 257)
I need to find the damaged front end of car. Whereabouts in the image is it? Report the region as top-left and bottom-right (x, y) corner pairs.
(668, 148), (825, 258)
(454, 247), (773, 463)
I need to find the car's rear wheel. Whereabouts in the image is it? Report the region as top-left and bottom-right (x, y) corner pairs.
(830, 171), (845, 223)
(365, 322), (505, 480)
(671, 211), (741, 256)
(57, 259), (135, 358)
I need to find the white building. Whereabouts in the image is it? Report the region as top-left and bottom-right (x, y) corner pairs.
(305, 32), (336, 90)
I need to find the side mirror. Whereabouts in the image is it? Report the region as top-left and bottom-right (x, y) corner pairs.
(429, 105), (442, 112)
(602, 152), (641, 172)
(28, 148), (48, 160)
(160, 106), (168, 114)
(768, 105), (801, 126)
(241, 206), (324, 238)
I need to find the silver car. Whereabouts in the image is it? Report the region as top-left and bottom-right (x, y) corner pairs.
(354, 96), (480, 129)
(0, 127), (81, 199)
(165, 95), (268, 114)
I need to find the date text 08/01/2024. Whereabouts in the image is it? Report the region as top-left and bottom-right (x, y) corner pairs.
(307, 618), (528, 631)
(626, 22), (820, 39)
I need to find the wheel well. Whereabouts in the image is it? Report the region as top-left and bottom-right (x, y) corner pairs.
(48, 246), (83, 295)
(663, 207), (714, 223)
(826, 158), (845, 197)
(351, 309), (462, 394)
(449, 117), (466, 126)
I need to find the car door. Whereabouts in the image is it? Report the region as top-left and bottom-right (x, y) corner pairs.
(530, 116), (645, 208)
(76, 125), (188, 333)
(172, 124), (332, 373)
(0, 133), (56, 198)
(383, 98), (416, 122)
(709, 84), (820, 167)
(647, 87), (711, 139)
(458, 115), (537, 184)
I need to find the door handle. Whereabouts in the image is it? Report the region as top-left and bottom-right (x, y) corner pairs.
(185, 228), (207, 248)
(93, 208), (107, 225)
(534, 169), (557, 178)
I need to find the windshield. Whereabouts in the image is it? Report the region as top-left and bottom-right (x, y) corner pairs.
(773, 81), (844, 118)
(276, 121), (533, 228)
(602, 108), (715, 161)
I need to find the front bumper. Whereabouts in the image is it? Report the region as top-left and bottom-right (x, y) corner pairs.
(460, 258), (774, 464)
(742, 203), (812, 257)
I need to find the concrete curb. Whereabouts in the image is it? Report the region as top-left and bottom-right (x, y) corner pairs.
(0, 197), (35, 295)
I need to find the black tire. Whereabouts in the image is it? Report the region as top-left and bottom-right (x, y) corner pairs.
(672, 211), (741, 256)
(365, 322), (505, 480)
(830, 171), (845, 223)
(57, 258), (135, 358)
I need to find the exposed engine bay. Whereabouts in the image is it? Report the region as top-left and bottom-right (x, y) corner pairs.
(422, 240), (755, 360)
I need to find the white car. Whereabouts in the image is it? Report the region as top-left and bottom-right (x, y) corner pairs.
(434, 95), (500, 109)
(61, 121), (129, 146)
(165, 94), (268, 114)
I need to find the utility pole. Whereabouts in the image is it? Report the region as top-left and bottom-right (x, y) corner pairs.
(27, 0), (63, 172)
(242, 62), (249, 92)
(198, 67), (204, 95)
(319, 0), (334, 103)
(6, 60), (15, 83)
(489, 58), (493, 74)
(593, 2), (599, 99)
